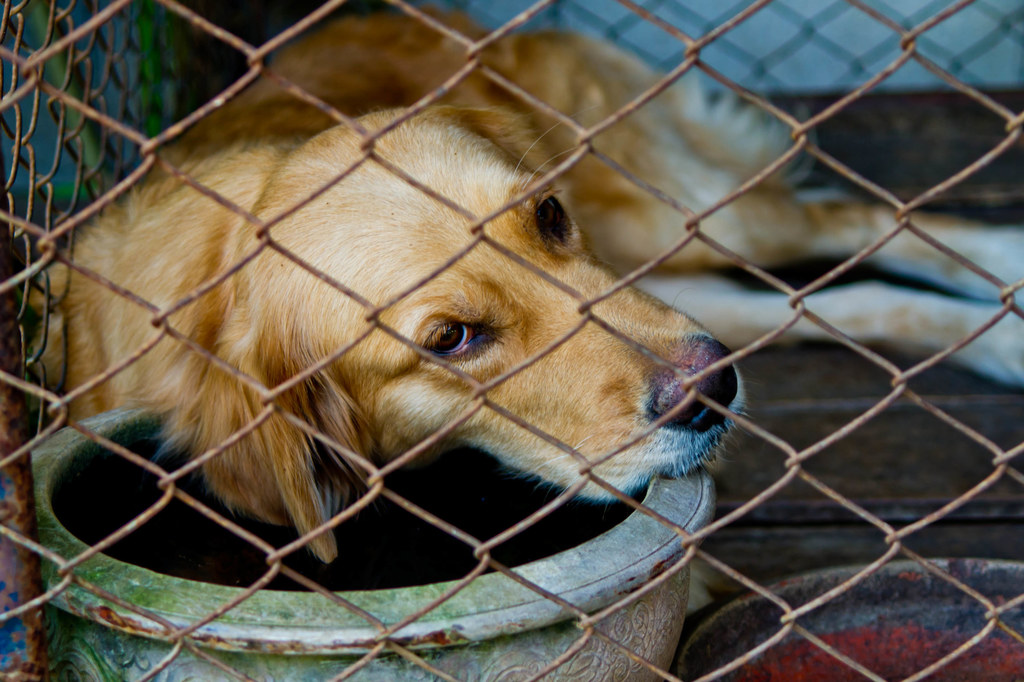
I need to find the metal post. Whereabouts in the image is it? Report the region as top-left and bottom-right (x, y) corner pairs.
(0, 234), (47, 679)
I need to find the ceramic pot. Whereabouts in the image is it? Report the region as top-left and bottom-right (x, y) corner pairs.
(35, 409), (714, 680)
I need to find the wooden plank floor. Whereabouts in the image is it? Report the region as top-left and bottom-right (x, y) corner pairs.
(695, 90), (1024, 594)
(776, 90), (1024, 213)
(701, 342), (1024, 593)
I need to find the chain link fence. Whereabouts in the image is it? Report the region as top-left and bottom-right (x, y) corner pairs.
(3, 0), (1023, 680)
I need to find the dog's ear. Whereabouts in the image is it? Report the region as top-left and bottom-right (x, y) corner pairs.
(261, 371), (369, 564)
(426, 106), (535, 165)
(161, 335), (367, 564)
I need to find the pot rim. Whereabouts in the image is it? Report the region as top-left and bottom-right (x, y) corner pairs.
(34, 408), (715, 653)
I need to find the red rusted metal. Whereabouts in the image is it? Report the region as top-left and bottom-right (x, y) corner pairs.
(0, 237), (47, 680)
(679, 559), (1024, 681)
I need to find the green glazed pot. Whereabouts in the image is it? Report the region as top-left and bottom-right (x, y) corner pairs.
(34, 409), (715, 680)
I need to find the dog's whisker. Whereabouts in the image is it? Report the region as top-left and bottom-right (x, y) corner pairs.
(515, 104), (601, 184)
(523, 147), (579, 190)
(515, 120), (565, 177)
(572, 435), (595, 452)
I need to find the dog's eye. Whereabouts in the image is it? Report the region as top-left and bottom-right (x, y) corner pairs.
(535, 196), (569, 242)
(430, 323), (475, 355)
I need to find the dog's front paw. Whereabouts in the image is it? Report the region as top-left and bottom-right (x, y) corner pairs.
(953, 303), (1024, 387)
(959, 230), (1024, 300)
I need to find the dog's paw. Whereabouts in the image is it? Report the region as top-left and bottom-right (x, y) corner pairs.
(956, 229), (1024, 300)
(881, 216), (1024, 300)
(953, 305), (1024, 387)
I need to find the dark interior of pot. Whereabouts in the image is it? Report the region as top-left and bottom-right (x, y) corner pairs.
(53, 438), (635, 590)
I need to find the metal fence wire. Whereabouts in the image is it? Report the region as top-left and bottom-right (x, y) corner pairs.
(3, 0), (1024, 680)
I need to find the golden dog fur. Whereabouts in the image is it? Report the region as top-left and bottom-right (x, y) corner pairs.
(45, 15), (747, 563)
(177, 13), (1024, 384)
(44, 12), (1022, 562)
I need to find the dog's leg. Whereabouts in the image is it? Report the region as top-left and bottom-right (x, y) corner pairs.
(640, 274), (1024, 386)
(610, 192), (1020, 307)
(791, 202), (1024, 302)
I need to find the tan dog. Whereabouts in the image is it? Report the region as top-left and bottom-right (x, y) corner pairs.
(178, 12), (1024, 385)
(43, 63), (740, 562)
(44, 12), (1022, 562)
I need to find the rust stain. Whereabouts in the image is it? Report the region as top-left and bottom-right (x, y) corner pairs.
(393, 629), (468, 647)
(0, 240), (47, 679)
(192, 633), (373, 656)
(192, 632), (243, 648)
(407, 630), (455, 646)
(649, 559), (670, 580)
(92, 605), (134, 630)
(191, 631), (308, 655)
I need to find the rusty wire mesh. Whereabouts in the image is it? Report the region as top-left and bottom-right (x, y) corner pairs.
(2, 0), (1024, 680)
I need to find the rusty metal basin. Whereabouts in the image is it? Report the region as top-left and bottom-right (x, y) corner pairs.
(678, 558), (1024, 681)
(34, 409), (714, 680)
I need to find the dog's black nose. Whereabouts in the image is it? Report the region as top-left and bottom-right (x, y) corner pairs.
(648, 336), (738, 432)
